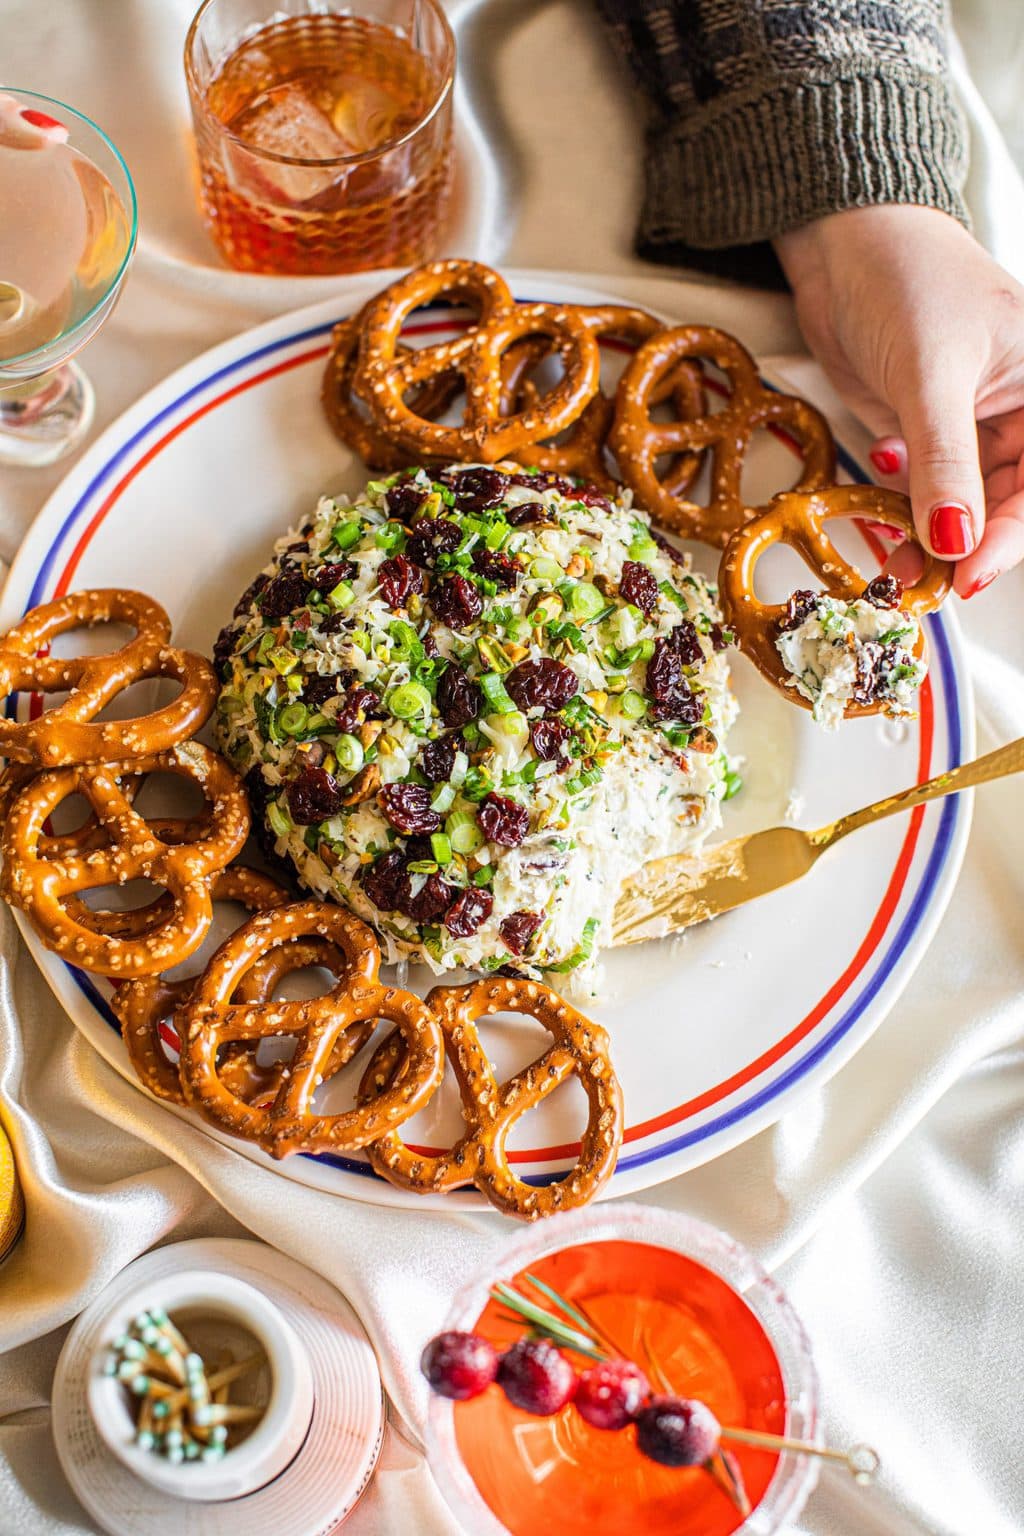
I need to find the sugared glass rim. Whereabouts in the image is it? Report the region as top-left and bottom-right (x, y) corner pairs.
(425, 1204), (821, 1536)
(0, 88), (138, 370)
(184, 0), (456, 169)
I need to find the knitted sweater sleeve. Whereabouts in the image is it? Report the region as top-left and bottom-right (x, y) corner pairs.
(592, 0), (969, 286)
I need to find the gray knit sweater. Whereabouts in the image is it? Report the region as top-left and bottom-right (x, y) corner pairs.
(593, 0), (969, 286)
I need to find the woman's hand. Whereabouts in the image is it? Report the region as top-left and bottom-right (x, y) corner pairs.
(775, 205), (1024, 597)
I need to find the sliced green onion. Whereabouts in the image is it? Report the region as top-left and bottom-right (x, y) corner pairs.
(447, 810), (484, 854)
(327, 581), (355, 612)
(332, 520), (362, 550)
(430, 781), (457, 814)
(547, 916), (599, 973)
(564, 581), (605, 621)
(479, 671), (516, 715)
(389, 681), (432, 719)
(619, 689), (647, 720)
(659, 580), (688, 612)
(628, 535), (658, 564)
(276, 701), (309, 736)
(335, 734), (364, 774)
(306, 711), (330, 733)
(637, 639), (656, 660)
(472, 865), (495, 887)
(486, 709), (527, 738)
(430, 832), (453, 865)
(723, 769), (743, 800)
(450, 749), (469, 788)
(350, 629), (371, 655)
(266, 801), (291, 840)
(530, 556), (563, 584)
(375, 522), (406, 553)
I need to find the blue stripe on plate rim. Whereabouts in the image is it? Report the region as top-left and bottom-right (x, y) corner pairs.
(7, 314), (964, 1190)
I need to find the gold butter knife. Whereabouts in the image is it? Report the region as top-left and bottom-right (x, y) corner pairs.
(612, 734), (1023, 946)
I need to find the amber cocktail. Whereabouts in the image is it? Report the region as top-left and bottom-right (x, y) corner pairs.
(426, 1207), (820, 1536)
(185, 0), (455, 276)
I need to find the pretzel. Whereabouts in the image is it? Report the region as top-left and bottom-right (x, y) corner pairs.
(0, 590), (218, 767)
(498, 306), (704, 495)
(178, 902), (444, 1159)
(358, 976), (623, 1220)
(353, 259), (602, 463)
(0, 742), (250, 975)
(321, 315), (462, 469)
(609, 326), (836, 548)
(718, 486), (953, 713)
(114, 868), (375, 1107)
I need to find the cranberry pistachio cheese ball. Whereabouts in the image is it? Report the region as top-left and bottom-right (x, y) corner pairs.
(214, 464), (739, 982)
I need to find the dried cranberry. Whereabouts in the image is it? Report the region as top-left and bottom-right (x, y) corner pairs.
(259, 567), (309, 620)
(406, 517), (462, 568)
(649, 686), (704, 725)
(436, 662), (482, 728)
(334, 685), (380, 733)
(708, 622), (733, 652)
(778, 589), (819, 633)
(302, 674), (343, 710)
(667, 620), (703, 666)
(286, 539), (309, 554)
(573, 485), (612, 509)
(442, 466), (508, 511)
(378, 782), (441, 835)
(471, 547), (521, 589)
(619, 559), (659, 616)
(862, 573), (903, 608)
(509, 470), (575, 496)
(378, 553), (423, 610)
(444, 887), (494, 937)
(420, 734), (460, 782)
(233, 572), (269, 617)
(646, 639), (680, 703)
(286, 765), (345, 825)
(321, 611), (350, 634)
(505, 500), (550, 528)
(430, 574), (483, 629)
(404, 872), (456, 924)
(385, 482), (427, 522)
(308, 560), (356, 592)
(361, 849), (411, 913)
(212, 624), (236, 676)
(423, 632), (440, 659)
(530, 716), (572, 766)
(499, 910), (542, 954)
(479, 793), (529, 847)
(506, 659), (578, 712)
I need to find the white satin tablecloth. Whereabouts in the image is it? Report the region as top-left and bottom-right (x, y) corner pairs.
(1, 5), (1023, 1534)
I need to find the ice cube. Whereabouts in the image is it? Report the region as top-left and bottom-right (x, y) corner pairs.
(225, 82), (351, 206)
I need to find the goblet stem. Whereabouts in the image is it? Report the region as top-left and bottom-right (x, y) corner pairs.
(0, 361), (95, 467)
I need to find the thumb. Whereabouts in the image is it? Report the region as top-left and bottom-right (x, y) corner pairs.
(899, 387), (985, 560)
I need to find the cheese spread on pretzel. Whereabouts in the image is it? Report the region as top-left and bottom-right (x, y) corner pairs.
(775, 577), (926, 731)
(214, 465), (737, 982)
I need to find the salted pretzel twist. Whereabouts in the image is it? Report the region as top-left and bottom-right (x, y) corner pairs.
(0, 590), (218, 767)
(321, 314), (462, 469)
(718, 486), (953, 713)
(609, 326), (836, 548)
(114, 868), (379, 1108)
(352, 260), (602, 463)
(179, 902), (444, 1159)
(358, 976), (623, 1220)
(0, 742), (250, 975)
(501, 305), (706, 495)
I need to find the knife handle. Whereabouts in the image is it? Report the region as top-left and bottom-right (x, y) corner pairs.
(818, 735), (1024, 849)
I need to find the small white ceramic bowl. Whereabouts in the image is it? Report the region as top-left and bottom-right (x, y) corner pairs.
(87, 1269), (314, 1503)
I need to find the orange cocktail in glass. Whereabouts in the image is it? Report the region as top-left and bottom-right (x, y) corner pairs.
(426, 1207), (820, 1536)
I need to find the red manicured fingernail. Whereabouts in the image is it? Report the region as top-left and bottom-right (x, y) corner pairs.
(964, 570), (997, 598)
(20, 108), (63, 131)
(929, 502), (975, 557)
(870, 448), (901, 476)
